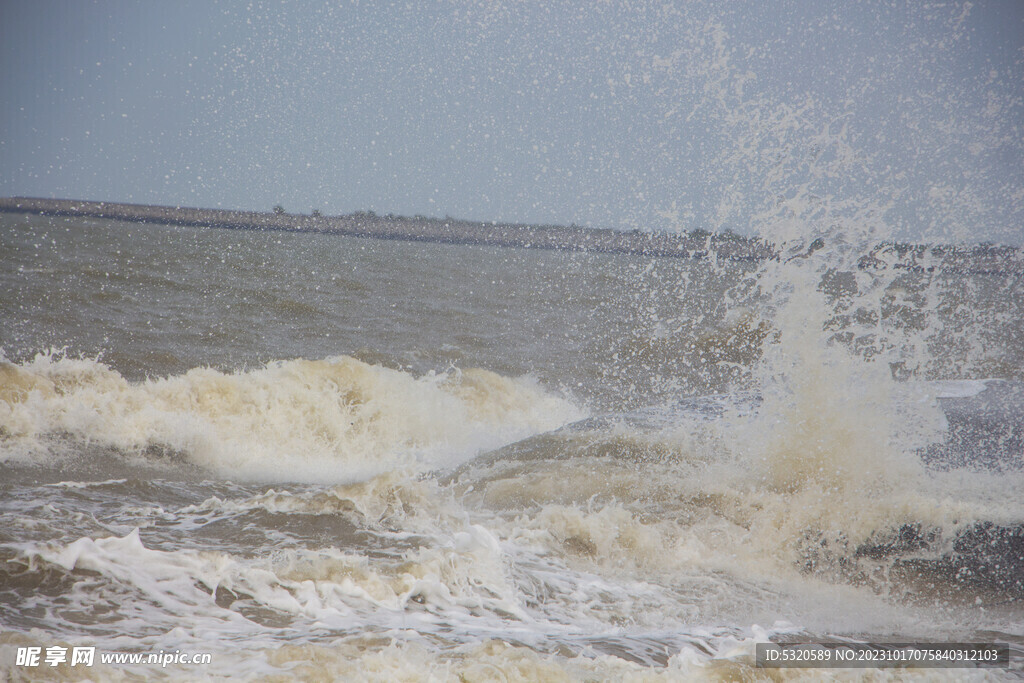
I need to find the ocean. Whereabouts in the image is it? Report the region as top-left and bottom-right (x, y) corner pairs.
(1, 210), (1022, 680)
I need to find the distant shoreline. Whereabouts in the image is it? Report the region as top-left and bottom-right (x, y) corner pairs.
(1, 196), (1020, 274)
(0, 196), (770, 262)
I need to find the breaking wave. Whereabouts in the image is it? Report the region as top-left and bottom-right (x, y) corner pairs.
(0, 353), (584, 483)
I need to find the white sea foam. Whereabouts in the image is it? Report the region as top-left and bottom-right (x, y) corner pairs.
(2, 4), (1022, 678)
(0, 354), (584, 483)
(14, 519), (980, 681)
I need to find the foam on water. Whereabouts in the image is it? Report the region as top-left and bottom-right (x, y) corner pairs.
(2, 3), (1023, 679)
(3, 509), (1009, 680)
(0, 353), (584, 483)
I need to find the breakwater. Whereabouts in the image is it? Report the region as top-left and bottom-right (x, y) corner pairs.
(1, 196), (1019, 273)
(0, 196), (768, 261)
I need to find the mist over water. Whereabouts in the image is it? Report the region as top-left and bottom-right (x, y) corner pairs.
(2, 2), (1024, 680)
(2, 207), (1022, 678)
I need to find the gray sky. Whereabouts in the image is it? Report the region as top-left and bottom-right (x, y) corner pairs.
(2, 1), (1022, 243)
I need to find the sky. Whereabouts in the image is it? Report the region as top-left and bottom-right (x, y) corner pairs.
(1, 0), (1022, 243)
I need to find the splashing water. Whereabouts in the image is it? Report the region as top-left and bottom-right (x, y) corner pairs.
(2, 2), (1023, 679)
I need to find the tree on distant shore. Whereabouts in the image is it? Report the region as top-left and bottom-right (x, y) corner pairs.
(273, 205), (285, 215)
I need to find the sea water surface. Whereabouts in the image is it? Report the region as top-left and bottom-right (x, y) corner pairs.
(1, 211), (1023, 680)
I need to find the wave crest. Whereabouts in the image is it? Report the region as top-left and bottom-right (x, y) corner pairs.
(0, 354), (584, 482)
